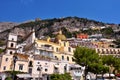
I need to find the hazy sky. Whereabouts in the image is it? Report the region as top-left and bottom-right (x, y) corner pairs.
(0, 0), (120, 23)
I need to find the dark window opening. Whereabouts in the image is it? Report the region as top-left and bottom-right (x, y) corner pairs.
(10, 51), (13, 54)
(29, 61), (33, 67)
(62, 55), (64, 60)
(11, 43), (14, 47)
(45, 69), (48, 72)
(5, 58), (8, 61)
(67, 56), (69, 61)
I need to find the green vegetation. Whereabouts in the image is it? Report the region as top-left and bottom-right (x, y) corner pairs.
(113, 39), (120, 48)
(50, 73), (72, 80)
(61, 27), (72, 38)
(73, 46), (120, 74)
(0, 48), (4, 54)
(100, 27), (114, 38)
(5, 77), (12, 80)
(102, 55), (120, 73)
(0, 40), (6, 46)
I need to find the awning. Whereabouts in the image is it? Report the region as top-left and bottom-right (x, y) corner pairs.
(116, 74), (120, 77)
(73, 72), (82, 76)
(54, 64), (59, 68)
(17, 74), (32, 78)
(103, 73), (115, 77)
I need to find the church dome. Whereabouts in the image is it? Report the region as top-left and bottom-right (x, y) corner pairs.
(55, 30), (66, 41)
(56, 34), (66, 40)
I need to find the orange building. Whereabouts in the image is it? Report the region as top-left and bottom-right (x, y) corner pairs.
(77, 33), (88, 39)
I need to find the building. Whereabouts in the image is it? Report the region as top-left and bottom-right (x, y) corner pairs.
(77, 33), (88, 39)
(0, 30), (84, 80)
(6, 33), (17, 55)
(96, 48), (120, 57)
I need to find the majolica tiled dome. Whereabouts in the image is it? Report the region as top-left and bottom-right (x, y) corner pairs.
(55, 30), (66, 40)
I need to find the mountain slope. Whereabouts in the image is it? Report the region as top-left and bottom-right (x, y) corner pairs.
(0, 16), (118, 45)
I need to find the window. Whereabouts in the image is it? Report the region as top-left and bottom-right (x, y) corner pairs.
(3, 66), (6, 70)
(62, 55), (64, 60)
(5, 58), (8, 61)
(10, 51), (13, 54)
(45, 63), (47, 65)
(67, 56), (69, 61)
(72, 57), (74, 61)
(64, 42), (66, 46)
(68, 47), (71, 52)
(52, 47), (54, 50)
(12, 38), (14, 41)
(28, 68), (32, 74)
(56, 48), (59, 52)
(38, 62), (40, 64)
(64, 64), (67, 72)
(29, 61), (33, 67)
(19, 64), (23, 70)
(11, 43), (14, 47)
(45, 69), (48, 72)
(97, 49), (100, 53)
(55, 56), (58, 60)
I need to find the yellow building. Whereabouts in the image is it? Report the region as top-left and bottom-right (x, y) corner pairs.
(34, 30), (75, 64)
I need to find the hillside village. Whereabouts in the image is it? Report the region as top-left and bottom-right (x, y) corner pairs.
(0, 17), (120, 80)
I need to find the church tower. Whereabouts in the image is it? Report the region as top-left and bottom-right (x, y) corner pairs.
(6, 33), (17, 55)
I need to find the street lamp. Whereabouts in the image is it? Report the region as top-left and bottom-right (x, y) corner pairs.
(37, 65), (42, 80)
(12, 55), (18, 80)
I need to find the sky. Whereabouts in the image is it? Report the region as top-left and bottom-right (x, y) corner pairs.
(0, 0), (120, 24)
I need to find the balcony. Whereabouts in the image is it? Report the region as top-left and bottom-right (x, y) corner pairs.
(38, 47), (53, 52)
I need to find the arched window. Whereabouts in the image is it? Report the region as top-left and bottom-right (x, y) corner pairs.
(10, 51), (13, 54)
(5, 58), (8, 61)
(29, 61), (33, 67)
(64, 42), (66, 46)
(62, 55), (64, 60)
(68, 47), (71, 52)
(67, 56), (69, 61)
(72, 57), (74, 61)
(56, 48), (59, 52)
(55, 56), (58, 60)
(11, 43), (14, 47)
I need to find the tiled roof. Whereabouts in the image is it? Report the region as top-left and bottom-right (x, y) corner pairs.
(14, 53), (29, 61)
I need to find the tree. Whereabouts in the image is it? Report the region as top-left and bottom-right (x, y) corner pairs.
(73, 46), (108, 74)
(113, 39), (120, 48)
(100, 27), (114, 38)
(5, 77), (12, 80)
(74, 46), (99, 66)
(50, 73), (72, 80)
(102, 55), (120, 74)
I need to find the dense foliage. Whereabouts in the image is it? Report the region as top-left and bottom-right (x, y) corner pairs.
(113, 39), (120, 48)
(5, 77), (12, 80)
(50, 73), (72, 80)
(73, 46), (120, 74)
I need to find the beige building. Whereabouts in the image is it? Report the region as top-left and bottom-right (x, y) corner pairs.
(0, 54), (13, 72)
(96, 48), (120, 56)
(0, 53), (29, 73)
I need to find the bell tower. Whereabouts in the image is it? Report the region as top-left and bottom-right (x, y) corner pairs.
(6, 33), (17, 55)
